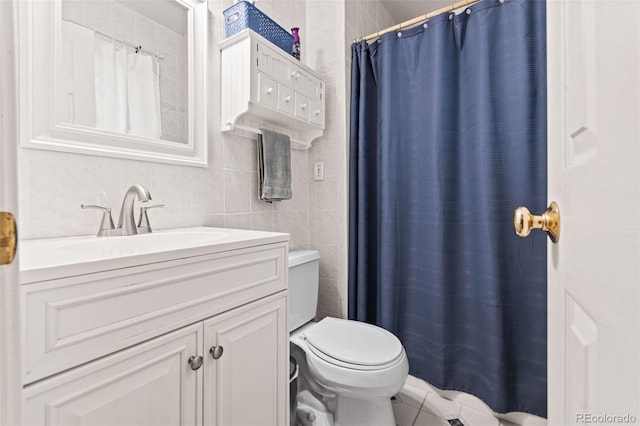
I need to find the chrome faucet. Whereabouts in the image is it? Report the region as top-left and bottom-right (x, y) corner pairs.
(82, 184), (163, 237)
(117, 184), (152, 236)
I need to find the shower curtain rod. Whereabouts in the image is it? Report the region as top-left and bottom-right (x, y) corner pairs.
(358, 0), (480, 42)
(62, 19), (165, 60)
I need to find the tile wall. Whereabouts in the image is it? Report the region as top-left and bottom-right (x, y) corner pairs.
(305, 0), (395, 319)
(19, 0), (311, 252)
(305, 0), (347, 320)
(19, 0), (393, 321)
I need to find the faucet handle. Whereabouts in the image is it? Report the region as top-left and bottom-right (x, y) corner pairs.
(81, 204), (118, 237)
(137, 204), (164, 234)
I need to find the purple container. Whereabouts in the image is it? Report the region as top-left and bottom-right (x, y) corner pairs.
(291, 27), (300, 60)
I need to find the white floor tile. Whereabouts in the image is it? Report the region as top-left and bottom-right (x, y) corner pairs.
(394, 391), (427, 410)
(400, 375), (542, 426)
(393, 401), (421, 426)
(398, 381), (429, 409)
(439, 390), (494, 414)
(496, 413), (547, 426)
(423, 392), (462, 417)
(458, 406), (500, 426)
(414, 409), (446, 426)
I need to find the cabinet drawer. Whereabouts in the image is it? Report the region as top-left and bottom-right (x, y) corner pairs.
(257, 73), (278, 110)
(23, 244), (287, 384)
(309, 99), (324, 127)
(292, 67), (321, 100)
(278, 84), (294, 115)
(256, 42), (293, 87)
(294, 92), (310, 121)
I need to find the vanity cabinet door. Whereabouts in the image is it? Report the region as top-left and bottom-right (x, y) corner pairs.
(25, 324), (203, 426)
(204, 292), (288, 426)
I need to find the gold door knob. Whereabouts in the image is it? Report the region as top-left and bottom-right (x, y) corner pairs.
(0, 212), (17, 265)
(513, 201), (560, 243)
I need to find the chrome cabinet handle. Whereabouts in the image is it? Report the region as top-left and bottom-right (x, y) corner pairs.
(81, 204), (117, 237)
(188, 355), (204, 370)
(209, 346), (224, 360)
(267, 87), (274, 94)
(301, 103), (307, 110)
(285, 96), (291, 102)
(314, 109), (320, 115)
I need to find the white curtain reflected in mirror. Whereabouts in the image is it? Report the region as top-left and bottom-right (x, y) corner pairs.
(60, 0), (188, 143)
(94, 35), (127, 134)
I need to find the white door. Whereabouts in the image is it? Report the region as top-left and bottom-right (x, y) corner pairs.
(24, 323), (203, 426)
(0, 0), (22, 425)
(547, 1), (640, 424)
(203, 293), (288, 426)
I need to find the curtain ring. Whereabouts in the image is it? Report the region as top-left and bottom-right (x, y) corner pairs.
(466, 8), (471, 15)
(448, 13), (454, 20)
(423, 22), (428, 29)
(397, 31), (402, 37)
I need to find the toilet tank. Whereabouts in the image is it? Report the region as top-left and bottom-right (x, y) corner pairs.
(288, 250), (320, 332)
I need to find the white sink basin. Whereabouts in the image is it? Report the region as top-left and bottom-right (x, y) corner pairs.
(60, 228), (230, 255)
(20, 226), (289, 284)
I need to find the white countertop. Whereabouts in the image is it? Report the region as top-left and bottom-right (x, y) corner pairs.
(20, 227), (289, 284)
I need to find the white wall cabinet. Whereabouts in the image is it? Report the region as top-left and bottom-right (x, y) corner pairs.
(220, 29), (326, 149)
(22, 237), (289, 426)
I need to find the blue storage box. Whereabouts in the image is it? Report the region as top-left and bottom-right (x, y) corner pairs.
(224, 1), (294, 56)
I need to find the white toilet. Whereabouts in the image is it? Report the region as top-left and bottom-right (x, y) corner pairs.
(288, 250), (409, 426)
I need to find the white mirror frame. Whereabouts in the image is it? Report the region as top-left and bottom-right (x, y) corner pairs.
(18, 0), (208, 167)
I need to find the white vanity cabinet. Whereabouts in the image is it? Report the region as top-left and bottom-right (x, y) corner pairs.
(25, 323), (204, 426)
(204, 294), (287, 425)
(220, 29), (326, 149)
(20, 228), (289, 426)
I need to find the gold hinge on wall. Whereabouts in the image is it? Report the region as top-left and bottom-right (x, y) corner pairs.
(0, 212), (17, 265)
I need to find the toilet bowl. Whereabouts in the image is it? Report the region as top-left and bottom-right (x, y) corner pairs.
(288, 250), (409, 425)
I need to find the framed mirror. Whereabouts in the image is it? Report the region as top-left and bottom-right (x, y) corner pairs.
(19, 0), (208, 166)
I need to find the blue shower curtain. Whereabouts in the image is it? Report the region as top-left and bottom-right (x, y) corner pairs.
(348, 0), (547, 417)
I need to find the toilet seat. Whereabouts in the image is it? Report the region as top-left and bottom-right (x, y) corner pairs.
(303, 318), (404, 371)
